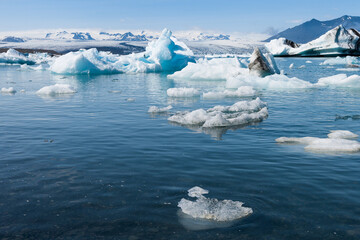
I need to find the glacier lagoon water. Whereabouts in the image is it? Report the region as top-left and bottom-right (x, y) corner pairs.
(1, 58), (360, 239)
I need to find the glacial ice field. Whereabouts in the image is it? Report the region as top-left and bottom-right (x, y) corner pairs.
(1, 42), (360, 239)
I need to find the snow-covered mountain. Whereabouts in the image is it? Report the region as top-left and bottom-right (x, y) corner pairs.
(265, 25), (360, 57)
(45, 31), (94, 40)
(99, 32), (148, 41)
(266, 15), (360, 43)
(1, 36), (26, 42)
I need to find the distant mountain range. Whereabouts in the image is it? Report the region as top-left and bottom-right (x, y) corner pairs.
(266, 15), (360, 43)
(45, 31), (94, 40)
(99, 32), (148, 41)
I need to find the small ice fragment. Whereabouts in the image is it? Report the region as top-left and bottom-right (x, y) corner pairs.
(327, 130), (358, 139)
(36, 84), (76, 96)
(289, 63), (294, 69)
(148, 105), (172, 113)
(126, 98), (135, 102)
(1, 87), (16, 93)
(167, 87), (200, 98)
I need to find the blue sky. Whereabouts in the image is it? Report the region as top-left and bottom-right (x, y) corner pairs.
(1, 0), (360, 33)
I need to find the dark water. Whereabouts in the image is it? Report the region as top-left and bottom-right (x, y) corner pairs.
(1, 59), (360, 239)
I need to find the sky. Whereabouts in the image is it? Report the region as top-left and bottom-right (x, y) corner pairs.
(1, 0), (360, 34)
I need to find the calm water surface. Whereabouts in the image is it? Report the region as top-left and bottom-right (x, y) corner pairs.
(1, 58), (360, 239)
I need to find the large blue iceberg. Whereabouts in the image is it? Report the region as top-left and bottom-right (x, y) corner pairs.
(50, 29), (195, 74)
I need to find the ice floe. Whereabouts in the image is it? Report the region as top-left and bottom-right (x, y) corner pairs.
(50, 28), (194, 74)
(36, 84), (77, 96)
(203, 86), (256, 99)
(148, 105), (173, 113)
(178, 186), (253, 221)
(168, 97), (268, 128)
(276, 130), (360, 153)
(168, 57), (247, 81)
(167, 87), (200, 98)
(321, 56), (360, 66)
(1, 87), (16, 94)
(315, 74), (360, 88)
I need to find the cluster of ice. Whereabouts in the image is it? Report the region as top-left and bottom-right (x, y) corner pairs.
(178, 186), (253, 221)
(203, 86), (256, 99)
(50, 29), (194, 74)
(0, 49), (51, 65)
(167, 88), (200, 98)
(168, 98), (268, 128)
(148, 105), (173, 113)
(265, 26), (360, 57)
(276, 130), (360, 153)
(315, 74), (360, 88)
(36, 84), (77, 96)
(168, 57), (247, 81)
(1, 87), (16, 94)
(321, 56), (360, 66)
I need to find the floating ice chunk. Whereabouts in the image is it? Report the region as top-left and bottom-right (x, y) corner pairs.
(298, 65), (305, 69)
(178, 186), (253, 221)
(289, 63), (294, 69)
(50, 48), (120, 75)
(148, 105), (173, 113)
(265, 38), (295, 56)
(226, 73), (312, 89)
(276, 130), (360, 153)
(168, 57), (247, 81)
(36, 84), (76, 96)
(169, 98), (268, 127)
(327, 130), (359, 139)
(315, 74), (360, 88)
(1, 87), (16, 93)
(126, 98), (136, 102)
(0, 49), (52, 65)
(167, 87), (200, 98)
(321, 56), (360, 66)
(306, 61), (313, 63)
(248, 48), (279, 77)
(203, 86), (256, 99)
(187, 186), (209, 198)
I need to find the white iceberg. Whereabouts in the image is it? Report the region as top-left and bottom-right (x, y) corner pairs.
(276, 130), (360, 153)
(167, 87), (200, 98)
(50, 28), (194, 75)
(1, 87), (16, 94)
(148, 105), (173, 113)
(321, 56), (360, 66)
(0, 49), (52, 65)
(203, 86), (256, 99)
(168, 57), (247, 81)
(168, 97), (268, 127)
(178, 186), (253, 221)
(315, 74), (360, 88)
(36, 84), (77, 96)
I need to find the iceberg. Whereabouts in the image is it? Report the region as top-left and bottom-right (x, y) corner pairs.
(266, 25), (360, 57)
(168, 98), (268, 128)
(50, 28), (194, 75)
(248, 48), (280, 77)
(178, 186), (253, 221)
(276, 130), (360, 153)
(321, 56), (360, 66)
(168, 57), (247, 81)
(0, 49), (51, 65)
(167, 88), (200, 98)
(315, 74), (360, 88)
(203, 86), (256, 99)
(148, 105), (173, 113)
(36, 84), (77, 96)
(1, 87), (16, 94)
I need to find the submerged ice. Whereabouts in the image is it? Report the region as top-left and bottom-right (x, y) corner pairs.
(178, 186), (253, 221)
